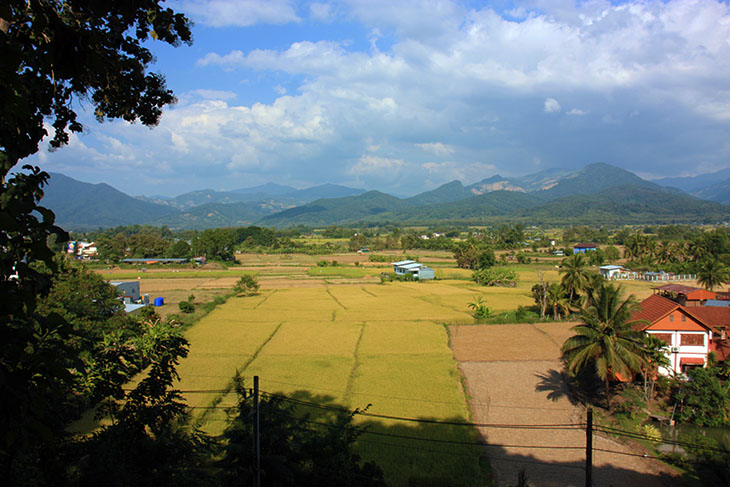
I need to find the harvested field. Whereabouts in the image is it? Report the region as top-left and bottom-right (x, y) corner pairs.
(451, 322), (682, 487)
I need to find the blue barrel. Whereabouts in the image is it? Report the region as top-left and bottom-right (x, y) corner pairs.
(154, 297), (164, 306)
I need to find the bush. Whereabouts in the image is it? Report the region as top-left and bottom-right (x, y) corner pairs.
(178, 301), (195, 314)
(472, 268), (517, 286)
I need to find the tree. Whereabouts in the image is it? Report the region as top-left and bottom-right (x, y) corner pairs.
(674, 366), (730, 427)
(234, 274), (260, 296)
(1, 1), (191, 479)
(697, 259), (730, 292)
(604, 245), (620, 262)
(220, 377), (386, 486)
(453, 242), (479, 269)
(560, 253), (591, 307)
(546, 283), (570, 320)
(477, 248), (497, 269)
(561, 283), (648, 400)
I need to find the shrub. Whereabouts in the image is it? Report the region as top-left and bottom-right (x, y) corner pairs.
(178, 301), (195, 313)
(472, 268), (517, 286)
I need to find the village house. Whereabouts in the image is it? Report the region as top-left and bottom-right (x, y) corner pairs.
(631, 287), (730, 375)
(391, 260), (435, 280)
(573, 243), (598, 254)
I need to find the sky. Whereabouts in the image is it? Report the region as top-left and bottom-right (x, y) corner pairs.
(28, 0), (730, 197)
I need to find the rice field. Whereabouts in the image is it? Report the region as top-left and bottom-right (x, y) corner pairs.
(173, 283), (486, 485)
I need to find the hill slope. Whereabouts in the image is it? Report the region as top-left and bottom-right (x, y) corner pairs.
(42, 173), (179, 230)
(260, 191), (414, 227)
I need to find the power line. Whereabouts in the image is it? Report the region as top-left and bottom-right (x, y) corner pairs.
(263, 391), (581, 430)
(299, 417), (584, 452)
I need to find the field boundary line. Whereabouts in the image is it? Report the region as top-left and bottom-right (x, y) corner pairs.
(253, 289), (276, 309)
(344, 322), (366, 403)
(361, 286), (377, 297)
(531, 322), (567, 350)
(325, 287), (347, 309)
(193, 321), (284, 428)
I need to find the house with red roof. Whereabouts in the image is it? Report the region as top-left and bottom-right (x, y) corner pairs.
(631, 294), (715, 375)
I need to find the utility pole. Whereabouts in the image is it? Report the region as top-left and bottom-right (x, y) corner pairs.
(254, 375), (261, 487)
(585, 407), (593, 487)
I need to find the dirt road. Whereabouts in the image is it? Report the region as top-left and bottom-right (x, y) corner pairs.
(451, 323), (683, 487)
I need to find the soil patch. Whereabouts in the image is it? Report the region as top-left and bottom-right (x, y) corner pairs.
(451, 323), (682, 487)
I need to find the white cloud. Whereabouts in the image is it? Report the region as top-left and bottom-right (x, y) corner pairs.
(544, 98), (561, 113)
(417, 142), (454, 156)
(567, 108), (587, 115)
(349, 155), (404, 175)
(309, 2), (335, 22)
(189, 89), (237, 100)
(274, 85), (287, 95)
(180, 0), (299, 27)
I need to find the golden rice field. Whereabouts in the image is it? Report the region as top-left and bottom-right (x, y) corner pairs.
(173, 282), (490, 486)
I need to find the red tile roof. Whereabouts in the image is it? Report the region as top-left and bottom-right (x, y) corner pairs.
(654, 284), (703, 294)
(631, 294), (680, 330)
(688, 306), (730, 330)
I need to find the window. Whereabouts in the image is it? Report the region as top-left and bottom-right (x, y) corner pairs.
(669, 314), (674, 322)
(653, 333), (672, 345)
(681, 315), (686, 322)
(680, 334), (704, 346)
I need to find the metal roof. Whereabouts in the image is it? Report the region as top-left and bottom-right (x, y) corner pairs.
(705, 300), (730, 307)
(599, 265), (623, 270)
(392, 260), (417, 266)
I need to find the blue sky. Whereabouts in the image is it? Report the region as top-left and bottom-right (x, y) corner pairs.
(29, 0), (730, 197)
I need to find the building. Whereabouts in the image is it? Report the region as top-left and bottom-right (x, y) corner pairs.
(653, 284), (716, 307)
(391, 260), (435, 280)
(599, 265), (624, 279)
(631, 294), (714, 375)
(111, 281), (141, 303)
(573, 243), (598, 254)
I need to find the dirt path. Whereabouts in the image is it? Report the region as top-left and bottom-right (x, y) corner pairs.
(451, 323), (683, 487)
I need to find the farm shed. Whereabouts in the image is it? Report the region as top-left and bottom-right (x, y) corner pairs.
(111, 281), (141, 303)
(599, 265), (623, 279)
(572, 243), (597, 253)
(391, 260), (434, 280)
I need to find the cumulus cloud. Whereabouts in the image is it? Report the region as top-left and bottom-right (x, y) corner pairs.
(180, 0), (299, 27)
(567, 108), (587, 116)
(544, 98), (561, 113)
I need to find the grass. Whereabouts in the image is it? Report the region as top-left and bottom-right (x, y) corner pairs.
(97, 269), (257, 280)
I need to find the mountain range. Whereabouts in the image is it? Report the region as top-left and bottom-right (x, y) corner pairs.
(41, 163), (730, 230)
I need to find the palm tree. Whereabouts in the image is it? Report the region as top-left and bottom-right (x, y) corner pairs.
(560, 253), (591, 307)
(697, 259), (730, 291)
(561, 283), (648, 401)
(546, 283), (570, 320)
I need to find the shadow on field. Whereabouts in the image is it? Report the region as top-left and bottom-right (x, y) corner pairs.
(265, 390), (683, 487)
(533, 368), (574, 403)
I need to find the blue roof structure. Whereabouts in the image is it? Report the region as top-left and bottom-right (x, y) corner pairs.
(705, 299), (730, 307)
